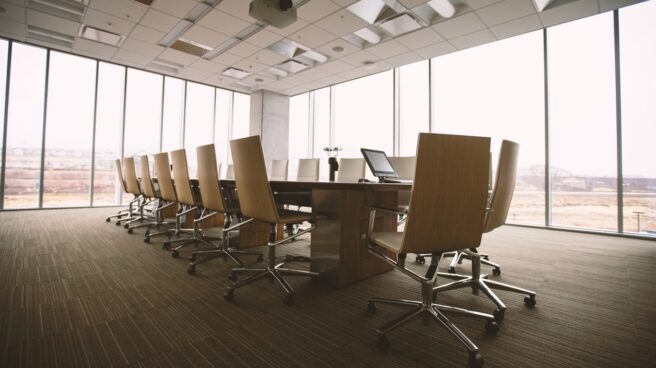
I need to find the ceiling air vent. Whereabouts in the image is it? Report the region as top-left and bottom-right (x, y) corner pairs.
(27, 25), (75, 47)
(222, 67), (250, 79)
(133, 0), (154, 6)
(170, 39), (212, 57)
(149, 58), (183, 74)
(79, 25), (125, 46)
(28, 0), (87, 22)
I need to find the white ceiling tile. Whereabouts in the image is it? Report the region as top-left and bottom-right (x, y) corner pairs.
(27, 38), (71, 52)
(365, 40), (410, 59)
(215, 0), (253, 22)
(282, 74), (313, 86)
(140, 8), (179, 33)
(0, 1), (26, 23)
(83, 8), (136, 36)
(331, 0), (358, 6)
(475, 0), (537, 27)
(490, 14), (542, 40)
(190, 58), (224, 73)
(245, 28), (284, 48)
(465, 0), (504, 9)
(121, 37), (165, 57)
(284, 86), (312, 96)
(197, 9), (250, 37)
(232, 58), (268, 74)
(73, 37), (118, 59)
(297, 0), (341, 23)
(177, 67), (213, 80)
(385, 51), (424, 67)
(414, 41), (456, 58)
(182, 24), (229, 49)
(227, 41), (259, 57)
(450, 28), (496, 49)
(339, 50), (378, 67)
(159, 47), (200, 65)
(315, 38), (360, 59)
(266, 80), (294, 91)
(289, 24), (337, 48)
(334, 67), (370, 81)
(538, 0), (599, 28)
(113, 48), (153, 66)
(153, 0), (197, 18)
(598, 0), (644, 13)
(242, 73), (276, 87)
(394, 27), (444, 50)
(88, 0), (148, 23)
(268, 18), (309, 36)
(432, 12), (486, 39)
(210, 51), (242, 65)
(129, 25), (165, 43)
(0, 19), (26, 40)
(296, 66), (333, 80)
(249, 48), (287, 66)
(315, 59), (354, 74)
(315, 9), (368, 37)
(399, 0), (428, 8)
(27, 9), (80, 36)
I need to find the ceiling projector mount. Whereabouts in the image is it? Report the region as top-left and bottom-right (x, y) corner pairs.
(249, 0), (298, 29)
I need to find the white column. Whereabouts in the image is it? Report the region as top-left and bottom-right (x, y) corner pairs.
(249, 90), (290, 170)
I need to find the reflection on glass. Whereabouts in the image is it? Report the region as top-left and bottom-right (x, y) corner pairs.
(620, 1), (656, 235)
(289, 92), (310, 179)
(232, 92), (250, 140)
(432, 30), (546, 225)
(184, 82), (215, 177)
(43, 52), (96, 207)
(161, 77), (185, 152)
(93, 62), (125, 206)
(399, 60), (429, 156)
(215, 89), (232, 175)
(313, 87), (330, 180)
(0, 40), (7, 207)
(4, 43), (47, 209)
(548, 13), (617, 231)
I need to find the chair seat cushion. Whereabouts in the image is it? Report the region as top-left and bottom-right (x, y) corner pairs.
(371, 232), (403, 254)
(278, 209), (314, 224)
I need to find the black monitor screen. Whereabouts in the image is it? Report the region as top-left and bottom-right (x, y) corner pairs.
(361, 148), (398, 179)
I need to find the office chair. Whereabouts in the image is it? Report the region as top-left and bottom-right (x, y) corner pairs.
(225, 164), (234, 180)
(433, 140), (537, 322)
(388, 155), (415, 224)
(119, 157), (151, 229)
(365, 133), (497, 368)
(105, 159), (141, 224)
(161, 149), (201, 257)
(127, 155), (174, 234)
(187, 144), (263, 274)
(224, 136), (317, 304)
(296, 158), (320, 182)
(337, 158), (365, 182)
(270, 159), (289, 181)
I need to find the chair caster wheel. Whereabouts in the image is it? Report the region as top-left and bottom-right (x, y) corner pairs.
(493, 309), (505, 322)
(485, 320), (499, 334)
(105, 218), (110, 222)
(172, 251), (179, 258)
(448, 267), (456, 274)
(127, 228), (133, 234)
(144, 237), (150, 243)
(256, 255), (264, 263)
(123, 224), (129, 229)
(482, 255), (489, 261)
(367, 302), (376, 314)
(376, 335), (389, 351)
(228, 272), (237, 281)
(189, 254), (196, 262)
(415, 255), (425, 264)
(187, 266), (195, 275)
(115, 222), (121, 226)
(283, 294), (293, 305)
(492, 268), (501, 276)
(162, 242), (170, 250)
(524, 295), (536, 307)
(468, 351), (484, 368)
(224, 290), (234, 302)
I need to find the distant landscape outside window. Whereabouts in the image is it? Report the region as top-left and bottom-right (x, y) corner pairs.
(548, 13), (617, 231)
(313, 88), (330, 181)
(184, 82), (215, 178)
(431, 30), (545, 224)
(399, 60), (429, 156)
(0, 40), (7, 205)
(3, 43), (47, 209)
(231, 92), (250, 140)
(214, 89), (232, 175)
(161, 77), (185, 153)
(93, 62), (125, 206)
(620, 1), (656, 235)
(43, 52), (96, 207)
(289, 92), (310, 179)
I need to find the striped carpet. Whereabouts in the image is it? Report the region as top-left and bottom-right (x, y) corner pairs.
(0, 208), (655, 367)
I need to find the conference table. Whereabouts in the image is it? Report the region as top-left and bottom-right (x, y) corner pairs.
(220, 179), (412, 288)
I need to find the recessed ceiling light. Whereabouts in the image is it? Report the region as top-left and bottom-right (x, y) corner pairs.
(361, 60), (377, 70)
(332, 46), (344, 52)
(278, 60), (309, 73)
(222, 67), (250, 79)
(427, 0), (456, 18)
(378, 13), (422, 37)
(79, 25), (125, 46)
(255, 78), (264, 82)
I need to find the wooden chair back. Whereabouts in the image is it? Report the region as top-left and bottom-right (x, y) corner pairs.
(230, 136), (279, 223)
(484, 140), (519, 233)
(153, 152), (177, 202)
(123, 157), (141, 196)
(196, 144), (226, 212)
(139, 155), (156, 198)
(114, 159), (128, 192)
(337, 158), (365, 182)
(401, 133), (490, 254)
(270, 159), (289, 181)
(297, 158), (320, 181)
(170, 149), (195, 206)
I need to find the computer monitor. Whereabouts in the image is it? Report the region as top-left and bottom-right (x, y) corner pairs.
(360, 148), (398, 182)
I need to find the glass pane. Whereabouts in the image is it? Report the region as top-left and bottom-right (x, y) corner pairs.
(0, 40), (7, 207)
(93, 62), (125, 206)
(161, 77), (185, 152)
(334, 71), (393, 179)
(399, 60), (429, 156)
(431, 30), (546, 224)
(312, 87), (330, 181)
(123, 69), (162, 157)
(4, 43), (47, 209)
(214, 89), (232, 177)
(620, 1), (656, 236)
(232, 92), (250, 140)
(289, 92), (309, 179)
(42, 52), (96, 207)
(548, 13), (617, 231)
(184, 82), (214, 178)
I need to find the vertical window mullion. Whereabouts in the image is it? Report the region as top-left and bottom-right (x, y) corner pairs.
(38, 50), (51, 209)
(0, 41), (12, 210)
(613, 10), (624, 233)
(89, 60), (99, 207)
(543, 29), (552, 227)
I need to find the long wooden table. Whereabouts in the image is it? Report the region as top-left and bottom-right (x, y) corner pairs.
(222, 180), (412, 287)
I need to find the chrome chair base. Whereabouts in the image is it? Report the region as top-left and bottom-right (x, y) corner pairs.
(434, 250), (536, 322)
(441, 250), (501, 275)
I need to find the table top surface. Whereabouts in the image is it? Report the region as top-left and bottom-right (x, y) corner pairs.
(219, 179), (412, 192)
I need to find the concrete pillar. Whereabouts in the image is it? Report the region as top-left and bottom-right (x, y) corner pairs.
(249, 90), (289, 169)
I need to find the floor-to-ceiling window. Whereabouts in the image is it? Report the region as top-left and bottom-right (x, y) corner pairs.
(431, 30), (546, 224)
(312, 87), (330, 181)
(399, 60), (429, 156)
(289, 92), (310, 179)
(3, 43), (47, 209)
(215, 89), (232, 177)
(0, 40), (8, 207)
(619, 1), (656, 235)
(184, 82), (215, 177)
(123, 69), (163, 158)
(42, 52), (96, 207)
(232, 92), (250, 140)
(548, 13), (617, 231)
(92, 62), (125, 206)
(161, 77), (185, 153)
